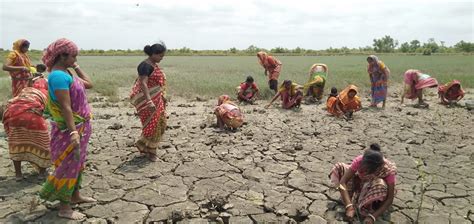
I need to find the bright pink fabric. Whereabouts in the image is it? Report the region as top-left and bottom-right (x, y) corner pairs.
(350, 155), (396, 184)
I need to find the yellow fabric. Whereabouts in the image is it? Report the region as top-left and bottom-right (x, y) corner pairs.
(7, 39), (32, 67)
(279, 82), (301, 96)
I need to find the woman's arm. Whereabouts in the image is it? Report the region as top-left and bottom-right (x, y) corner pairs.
(335, 99), (344, 116)
(55, 90), (80, 146)
(339, 169), (356, 218)
(72, 64), (93, 89)
(2, 59), (29, 73)
(265, 92), (281, 108)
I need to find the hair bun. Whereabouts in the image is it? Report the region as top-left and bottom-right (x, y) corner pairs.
(144, 45), (152, 55)
(370, 143), (381, 151)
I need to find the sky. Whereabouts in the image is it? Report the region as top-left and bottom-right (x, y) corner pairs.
(0, 0), (472, 50)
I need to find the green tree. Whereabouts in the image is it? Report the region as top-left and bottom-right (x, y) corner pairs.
(229, 47), (237, 54)
(422, 38), (439, 54)
(400, 42), (410, 53)
(373, 35), (399, 53)
(409, 40), (421, 52)
(454, 40), (474, 52)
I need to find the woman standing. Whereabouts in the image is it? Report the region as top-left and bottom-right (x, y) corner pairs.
(130, 43), (167, 162)
(329, 144), (397, 224)
(257, 51), (282, 93)
(2, 39), (36, 97)
(39, 38), (95, 220)
(367, 55), (390, 108)
(2, 78), (50, 181)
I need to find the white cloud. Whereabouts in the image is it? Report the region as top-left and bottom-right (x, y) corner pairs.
(0, 0), (472, 50)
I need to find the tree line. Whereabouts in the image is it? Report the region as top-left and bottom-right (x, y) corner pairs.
(0, 37), (472, 56)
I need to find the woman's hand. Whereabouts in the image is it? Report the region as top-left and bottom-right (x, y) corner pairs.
(148, 101), (156, 112)
(71, 132), (80, 147)
(346, 206), (355, 219)
(363, 216), (375, 224)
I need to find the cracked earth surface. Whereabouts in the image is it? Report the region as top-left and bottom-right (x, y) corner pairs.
(0, 88), (473, 224)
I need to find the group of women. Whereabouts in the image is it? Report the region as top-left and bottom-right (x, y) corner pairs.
(0, 40), (467, 221)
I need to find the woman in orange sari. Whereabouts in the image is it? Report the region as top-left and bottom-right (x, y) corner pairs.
(215, 95), (244, 130)
(130, 43), (167, 162)
(327, 85), (362, 119)
(438, 80), (464, 106)
(2, 77), (50, 181)
(2, 39), (36, 97)
(257, 51), (282, 93)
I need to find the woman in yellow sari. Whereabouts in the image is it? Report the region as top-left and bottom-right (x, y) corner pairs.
(303, 63), (328, 102)
(327, 85), (362, 119)
(2, 39), (36, 97)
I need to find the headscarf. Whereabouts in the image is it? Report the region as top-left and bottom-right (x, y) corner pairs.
(367, 55), (386, 74)
(439, 80), (465, 97)
(338, 84), (360, 106)
(403, 69), (420, 85)
(42, 38), (79, 71)
(7, 39), (32, 67)
(217, 95), (231, 106)
(310, 63), (328, 74)
(257, 51), (268, 66)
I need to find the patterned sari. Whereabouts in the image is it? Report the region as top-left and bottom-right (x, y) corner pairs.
(215, 95), (244, 129)
(279, 82), (303, 109)
(130, 63), (167, 154)
(438, 80), (464, 104)
(303, 64), (328, 100)
(329, 159), (397, 216)
(257, 51), (282, 81)
(403, 69), (438, 99)
(2, 82), (50, 169)
(40, 77), (92, 204)
(367, 56), (388, 105)
(5, 39), (34, 97)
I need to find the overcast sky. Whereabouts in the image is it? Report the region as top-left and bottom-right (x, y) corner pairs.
(0, 0), (472, 50)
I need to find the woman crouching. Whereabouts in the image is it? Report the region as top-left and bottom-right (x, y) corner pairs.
(215, 95), (244, 130)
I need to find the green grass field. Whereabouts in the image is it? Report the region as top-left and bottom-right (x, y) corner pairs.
(1, 55), (473, 102)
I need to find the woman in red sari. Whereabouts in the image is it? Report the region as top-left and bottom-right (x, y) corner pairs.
(2, 77), (50, 181)
(2, 39), (36, 97)
(265, 80), (303, 109)
(438, 80), (464, 106)
(130, 43), (167, 162)
(257, 51), (282, 93)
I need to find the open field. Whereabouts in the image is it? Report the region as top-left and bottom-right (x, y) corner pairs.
(1, 55), (473, 101)
(0, 55), (473, 223)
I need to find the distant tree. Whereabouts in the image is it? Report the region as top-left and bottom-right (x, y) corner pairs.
(400, 42), (410, 53)
(292, 47), (303, 54)
(454, 40), (474, 52)
(409, 40), (421, 52)
(271, 47), (288, 53)
(422, 38), (439, 54)
(373, 35), (398, 53)
(246, 45), (259, 53)
(229, 47), (237, 54)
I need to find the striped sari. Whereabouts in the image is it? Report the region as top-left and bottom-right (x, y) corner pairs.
(2, 84), (50, 169)
(367, 56), (388, 105)
(5, 39), (34, 97)
(329, 159), (397, 216)
(130, 63), (167, 155)
(40, 77), (92, 204)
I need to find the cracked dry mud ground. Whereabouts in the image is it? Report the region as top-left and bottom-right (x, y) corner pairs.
(0, 88), (473, 224)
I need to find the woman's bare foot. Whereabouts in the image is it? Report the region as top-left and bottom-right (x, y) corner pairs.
(58, 209), (86, 220)
(147, 153), (158, 162)
(15, 175), (24, 182)
(71, 195), (97, 204)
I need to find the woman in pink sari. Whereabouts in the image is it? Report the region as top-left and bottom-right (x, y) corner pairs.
(401, 69), (438, 107)
(39, 38), (96, 220)
(215, 95), (244, 130)
(329, 144), (397, 224)
(265, 80), (303, 109)
(2, 39), (36, 97)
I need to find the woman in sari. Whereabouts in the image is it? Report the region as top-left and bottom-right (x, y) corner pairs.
(329, 144), (397, 224)
(215, 95), (244, 130)
(367, 55), (390, 108)
(438, 80), (465, 105)
(2, 39), (36, 97)
(265, 80), (303, 109)
(327, 85), (362, 119)
(130, 43), (167, 162)
(401, 69), (438, 107)
(39, 38), (95, 220)
(2, 77), (50, 181)
(303, 63), (328, 102)
(237, 76), (259, 104)
(257, 51), (282, 93)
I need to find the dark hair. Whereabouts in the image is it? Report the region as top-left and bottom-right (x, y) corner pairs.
(362, 144), (384, 173)
(246, 76), (254, 83)
(283, 80), (292, 85)
(144, 42), (167, 56)
(52, 53), (69, 67)
(21, 40), (30, 48)
(36, 64), (46, 73)
(330, 87), (337, 94)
